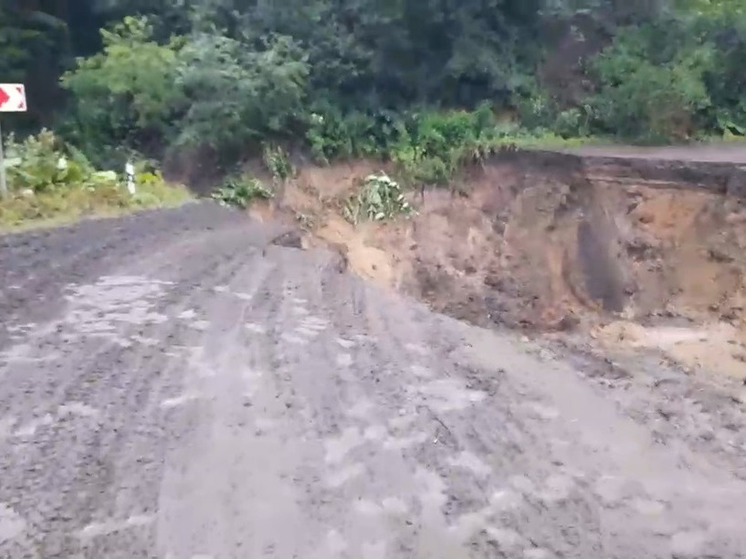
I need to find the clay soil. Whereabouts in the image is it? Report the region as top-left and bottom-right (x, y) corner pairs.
(257, 150), (746, 382)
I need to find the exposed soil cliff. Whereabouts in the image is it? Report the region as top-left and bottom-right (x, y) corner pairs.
(253, 149), (746, 380)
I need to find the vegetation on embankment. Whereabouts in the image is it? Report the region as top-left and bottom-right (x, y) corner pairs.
(2, 0), (746, 219)
(0, 131), (190, 232)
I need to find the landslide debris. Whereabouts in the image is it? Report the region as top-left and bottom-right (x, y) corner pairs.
(252, 150), (746, 380)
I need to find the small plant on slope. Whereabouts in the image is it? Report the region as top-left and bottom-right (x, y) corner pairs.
(212, 174), (273, 209)
(262, 144), (295, 183)
(344, 172), (415, 224)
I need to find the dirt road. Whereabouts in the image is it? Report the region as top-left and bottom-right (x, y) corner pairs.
(569, 143), (746, 163)
(1, 203), (745, 558)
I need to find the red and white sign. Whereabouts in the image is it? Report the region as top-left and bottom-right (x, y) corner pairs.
(0, 84), (27, 112)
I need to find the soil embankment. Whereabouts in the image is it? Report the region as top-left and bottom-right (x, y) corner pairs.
(257, 148), (746, 381)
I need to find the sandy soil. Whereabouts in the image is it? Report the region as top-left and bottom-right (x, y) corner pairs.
(266, 152), (746, 386)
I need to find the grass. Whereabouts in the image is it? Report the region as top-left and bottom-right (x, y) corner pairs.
(0, 179), (192, 233)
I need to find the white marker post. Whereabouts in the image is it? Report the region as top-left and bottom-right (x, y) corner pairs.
(0, 84), (28, 198)
(125, 160), (136, 195)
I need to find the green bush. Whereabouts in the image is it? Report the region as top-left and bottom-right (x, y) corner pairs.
(390, 105), (500, 185)
(61, 17), (184, 163)
(306, 109), (354, 163)
(62, 17), (309, 167)
(212, 175), (273, 209)
(586, 24), (714, 141)
(0, 130), (189, 229)
(305, 108), (406, 163)
(553, 107), (592, 138)
(176, 33), (309, 159)
(700, 21), (746, 136)
(262, 144), (295, 183)
(3, 130), (119, 194)
(344, 172), (415, 224)
(295, 106), (581, 187)
(515, 90), (558, 131)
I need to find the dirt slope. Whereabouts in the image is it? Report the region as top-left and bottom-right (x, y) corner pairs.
(1, 202), (746, 557)
(266, 151), (746, 381)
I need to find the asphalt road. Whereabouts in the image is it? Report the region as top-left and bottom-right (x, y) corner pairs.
(1, 203), (745, 559)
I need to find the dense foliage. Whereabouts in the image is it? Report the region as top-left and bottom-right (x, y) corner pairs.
(0, 129), (189, 229)
(2, 0), (746, 182)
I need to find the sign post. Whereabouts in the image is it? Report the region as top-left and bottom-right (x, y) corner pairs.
(0, 118), (6, 199)
(0, 84), (28, 198)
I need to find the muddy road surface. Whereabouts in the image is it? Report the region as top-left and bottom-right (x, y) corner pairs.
(1, 203), (745, 559)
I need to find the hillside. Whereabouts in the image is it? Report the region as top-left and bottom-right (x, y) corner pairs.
(2, 0), (746, 173)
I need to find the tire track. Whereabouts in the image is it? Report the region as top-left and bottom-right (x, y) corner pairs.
(1, 203), (745, 558)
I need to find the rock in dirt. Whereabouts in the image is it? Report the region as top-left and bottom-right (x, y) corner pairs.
(269, 229), (304, 249)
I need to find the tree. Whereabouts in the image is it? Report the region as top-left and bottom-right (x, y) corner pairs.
(175, 32), (309, 157)
(61, 16), (184, 161)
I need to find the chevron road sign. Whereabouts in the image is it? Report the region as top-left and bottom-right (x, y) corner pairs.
(0, 83), (28, 197)
(0, 84), (26, 112)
